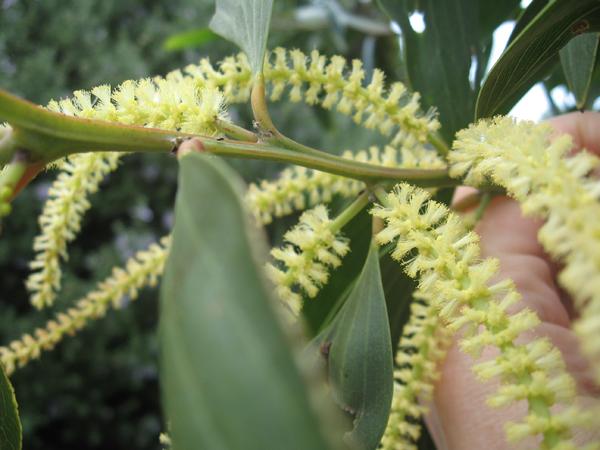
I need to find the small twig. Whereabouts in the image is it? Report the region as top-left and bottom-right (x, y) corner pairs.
(216, 119), (258, 143)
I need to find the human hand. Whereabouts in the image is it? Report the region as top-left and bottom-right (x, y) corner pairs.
(426, 112), (600, 449)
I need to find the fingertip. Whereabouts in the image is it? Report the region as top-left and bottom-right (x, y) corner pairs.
(549, 111), (600, 155)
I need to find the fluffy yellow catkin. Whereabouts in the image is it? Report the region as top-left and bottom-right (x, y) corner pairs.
(265, 205), (350, 314)
(26, 153), (120, 309)
(381, 289), (451, 450)
(26, 79), (226, 309)
(372, 183), (596, 449)
(247, 144), (446, 224)
(449, 116), (600, 386)
(48, 78), (226, 133)
(1, 237), (170, 375)
(264, 48), (439, 145)
(7, 204), (344, 371)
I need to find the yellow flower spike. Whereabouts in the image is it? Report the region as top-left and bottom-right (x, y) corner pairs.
(381, 290), (451, 450)
(1, 237), (170, 375)
(450, 116), (600, 385)
(304, 50), (327, 105)
(28, 75), (227, 309)
(250, 47), (439, 144)
(26, 153), (120, 309)
(506, 408), (600, 449)
(371, 183), (595, 448)
(265, 205), (350, 314)
(268, 48), (289, 101)
(50, 75), (227, 133)
(321, 56), (346, 109)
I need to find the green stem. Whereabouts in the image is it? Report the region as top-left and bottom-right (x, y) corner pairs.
(0, 88), (184, 163)
(250, 75), (325, 157)
(201, 138), (458, 187)
(474, 192), (492, 221)
(329, 191), (370, 233)
(0, 87), (460, 189)
(528, 395), (560, 448)
(215, 119), (258, 142)
(251, 74), (279, 137)
(428, 131), (450, 157)
(273, 134), (327, 156)
(373, 186), (392, 207)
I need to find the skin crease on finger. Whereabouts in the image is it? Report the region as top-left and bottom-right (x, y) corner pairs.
(424, 112), (600, 450)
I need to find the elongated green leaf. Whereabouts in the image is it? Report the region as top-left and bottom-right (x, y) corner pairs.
(160, 153), (346, 450)
(328, 242), (393, 449)
(377, 0), (480, 141)
(509, 0), (549, 44)
(560, 32), (600, 109)
(163, 28), (219, 51)
(209, 0), (273, 73)
(477, 0), (600, 118)
(0, 363), (21, 450)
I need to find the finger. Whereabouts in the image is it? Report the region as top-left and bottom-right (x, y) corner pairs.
(428, 113), (600, 449)
(470, 196), (596, 390)
(428, 333), (599, 450)
(427, 196), (598, 450)
(475, 197), (571, 327)
(550, 111), (600, 155)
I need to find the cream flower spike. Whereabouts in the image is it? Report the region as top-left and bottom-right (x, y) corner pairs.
(266, 205), (350, 314)
(48, 76), (226, 134)
(247, 144), (445, 224)
(263, 48), (439, 145)
(449, 116), (600, 385)
(26, 153), (120, 309)
(371, 183), (595, 448)
(3, 237), (169, 375)
(182, 48), (438, 145)
(182, 53), (253, 104)
(381, 289), (451, 450)
(27, 78), (226, 309)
